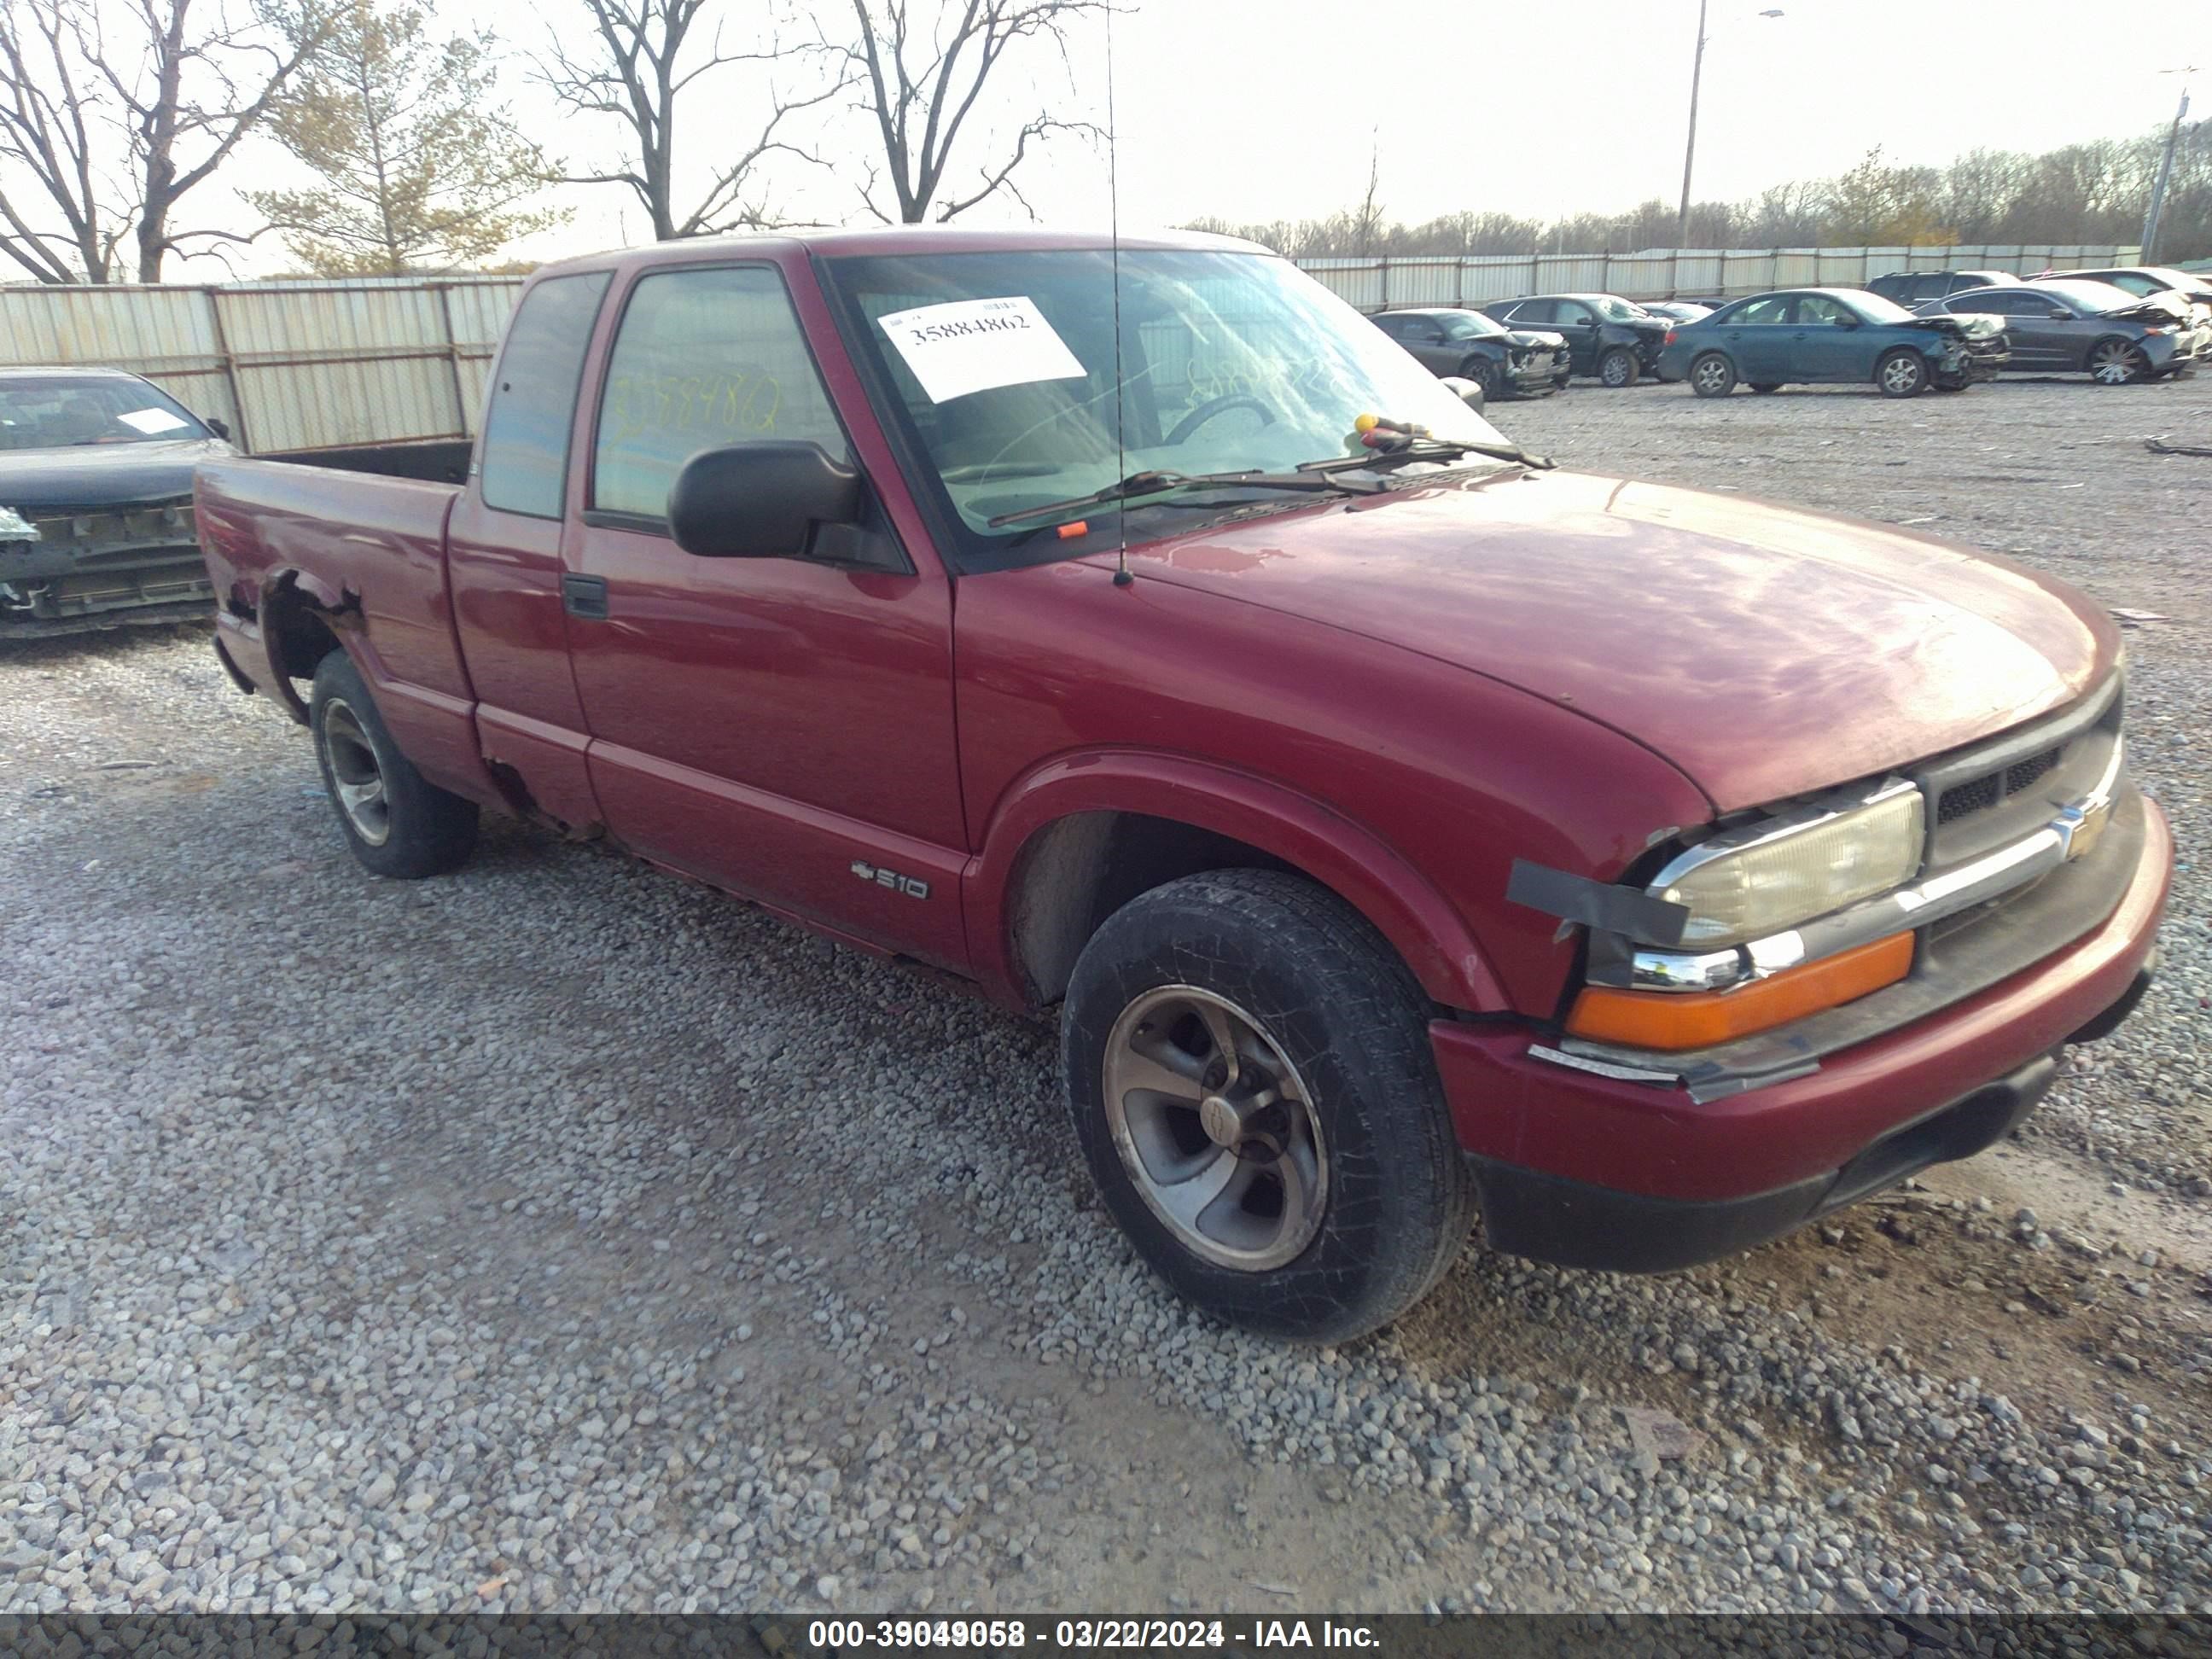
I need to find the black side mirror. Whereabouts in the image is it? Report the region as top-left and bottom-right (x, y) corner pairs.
(1439, 375), (1487, 414)
(669, 440), (864, 561)
(2048, 307), (2071, 320)
(205, 416), (231, 441)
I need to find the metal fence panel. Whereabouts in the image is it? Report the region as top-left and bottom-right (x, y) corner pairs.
(0, 276), (526, 452)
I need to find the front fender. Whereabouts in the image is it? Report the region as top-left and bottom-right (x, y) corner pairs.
(964, 748), (1509, 1016)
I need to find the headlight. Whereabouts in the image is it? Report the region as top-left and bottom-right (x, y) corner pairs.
(1651, 784), (1924, 947)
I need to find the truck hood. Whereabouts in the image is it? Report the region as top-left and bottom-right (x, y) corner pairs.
(0, 438), (229, 511)
(1102, 470), (2116, 812)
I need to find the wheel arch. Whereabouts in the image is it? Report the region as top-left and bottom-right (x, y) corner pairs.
(968, 753), (1507, 1018)
(256, 568), (353, 723)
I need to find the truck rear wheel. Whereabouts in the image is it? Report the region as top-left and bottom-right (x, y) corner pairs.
(1060, 870), (1476, 1343)
(309, 649), (478, 878)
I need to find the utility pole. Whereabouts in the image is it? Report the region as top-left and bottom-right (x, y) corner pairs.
(1676, 0), (1709, 250)
(2140, 69), (2197, 263)
(1678, 5), (1784, 249)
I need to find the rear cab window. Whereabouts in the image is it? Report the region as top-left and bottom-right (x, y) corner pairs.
(478, 271), (612, 517)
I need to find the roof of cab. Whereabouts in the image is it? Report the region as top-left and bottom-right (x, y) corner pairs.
(529, 224), (1273, 280)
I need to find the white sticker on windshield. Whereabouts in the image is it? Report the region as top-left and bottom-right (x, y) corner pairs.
(117, 406), (192, 435)
(876, 297), (1086, 405)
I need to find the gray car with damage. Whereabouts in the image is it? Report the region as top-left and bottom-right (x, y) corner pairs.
(0, 367), (232, 637)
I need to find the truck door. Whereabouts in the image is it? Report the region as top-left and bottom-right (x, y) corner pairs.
(562, 259), (969, 971)
(446, 270), (614, 832)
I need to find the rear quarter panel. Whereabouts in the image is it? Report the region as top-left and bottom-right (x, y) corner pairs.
(195, 457), (490, 800)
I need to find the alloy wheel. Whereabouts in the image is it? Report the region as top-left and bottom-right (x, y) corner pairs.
(1881, 354), (1924, 395)
(319, 698), (391, 846)
(1102, 986), (1329, 1272)
(2089, 341), (2142, 386)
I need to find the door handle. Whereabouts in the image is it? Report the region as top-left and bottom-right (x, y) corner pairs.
(562, 573), (609, 620)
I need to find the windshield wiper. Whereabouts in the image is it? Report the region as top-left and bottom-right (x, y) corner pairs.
(1296, 437), (1554, 474)
(985, 467), (1371, 529)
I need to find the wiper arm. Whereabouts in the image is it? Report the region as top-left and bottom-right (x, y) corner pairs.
(986, 467), (1367, 528)
(1296, 438), (1555, 474)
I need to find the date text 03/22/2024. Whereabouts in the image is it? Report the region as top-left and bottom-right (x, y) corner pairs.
(804, 1619), (1381, 1650)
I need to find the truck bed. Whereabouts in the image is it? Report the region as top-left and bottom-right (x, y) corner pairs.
(196, 442), (484, 796)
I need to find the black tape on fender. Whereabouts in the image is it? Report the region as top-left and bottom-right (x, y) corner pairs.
(1506, 859), (1692, 948)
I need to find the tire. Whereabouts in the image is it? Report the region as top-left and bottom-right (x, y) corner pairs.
(1749, 383), (1782, 394)
(2087, 338), (2148, 386)
(309, 649), (479, 878)
(1876, 349), (1929, 398)
(1598, 347), (1640, 388)
(1689, 352), (1737, 397)
(1461, 356), (1501, 400)
(1060, 870), (1476, 1344)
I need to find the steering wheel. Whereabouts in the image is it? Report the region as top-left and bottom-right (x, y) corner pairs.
(1165, 394), (1274, 446)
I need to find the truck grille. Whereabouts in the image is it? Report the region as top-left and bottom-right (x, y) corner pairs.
(1916, 681), (2122, 869)
(1936, 746), (2064, 825)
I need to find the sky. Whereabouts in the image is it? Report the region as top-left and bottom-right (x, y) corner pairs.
(170, 0), (2212, 278)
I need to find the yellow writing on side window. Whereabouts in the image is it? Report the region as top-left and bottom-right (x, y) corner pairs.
(603, 369), (785, 445)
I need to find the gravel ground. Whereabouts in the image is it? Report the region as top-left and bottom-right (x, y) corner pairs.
(3, 370), (2209, 1620)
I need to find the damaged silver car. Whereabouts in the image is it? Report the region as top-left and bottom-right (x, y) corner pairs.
(0, 366), (233, 637)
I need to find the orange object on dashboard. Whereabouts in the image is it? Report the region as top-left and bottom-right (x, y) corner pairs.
(1566, 932), (1914, 1051)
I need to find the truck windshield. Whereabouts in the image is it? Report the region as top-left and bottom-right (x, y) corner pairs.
(820, 247), (1511, 569)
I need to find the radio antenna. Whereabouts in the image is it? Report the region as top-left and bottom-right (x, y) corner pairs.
(1106, 4), (1132, 587)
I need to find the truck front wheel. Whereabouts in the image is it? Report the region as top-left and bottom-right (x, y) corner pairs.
(309, 649), (478, 878)
(1060, 870), (1476, 1343)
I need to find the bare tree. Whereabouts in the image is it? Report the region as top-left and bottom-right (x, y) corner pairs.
(538, 0), (844, 241)
(95, 0), (328, 280)
(830, 0), (1106, 224)
(0, 0), (129, 281)
(1, 0), (315, 282)
(1351, 133), (1382, 258)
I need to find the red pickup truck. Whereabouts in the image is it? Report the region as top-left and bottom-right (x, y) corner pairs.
(195, 229), (2169, 1342)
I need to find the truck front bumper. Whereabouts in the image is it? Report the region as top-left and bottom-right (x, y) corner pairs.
(1431, 792), (2170, 1273)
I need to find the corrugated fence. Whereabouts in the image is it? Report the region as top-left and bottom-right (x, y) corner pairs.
(1295, 244), (2145, 312)
(0, 276), (524, 453)
(0, 244), (2148, 451)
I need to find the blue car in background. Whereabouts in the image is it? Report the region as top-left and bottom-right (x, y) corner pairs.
(1652, 288), (2010, 399)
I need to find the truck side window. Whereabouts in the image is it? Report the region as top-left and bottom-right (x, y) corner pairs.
(592, 265), (849, 523)
(479, 271), (612, 518)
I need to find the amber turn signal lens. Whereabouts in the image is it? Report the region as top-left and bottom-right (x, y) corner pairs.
(1566, 932), (1914, 1052)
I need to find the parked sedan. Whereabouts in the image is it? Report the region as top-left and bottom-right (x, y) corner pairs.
(1920, 282), (2206, 383)
(1865, 270), (2020, 306)
(2036, 267), (2212, 337)
(1653, 288), (2009, 398)
(1641, 300), (1714, 324)
(1369, 308), (1568, 399)
(1, 366), (234, 636)
(1479, 293), (1671, 387)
